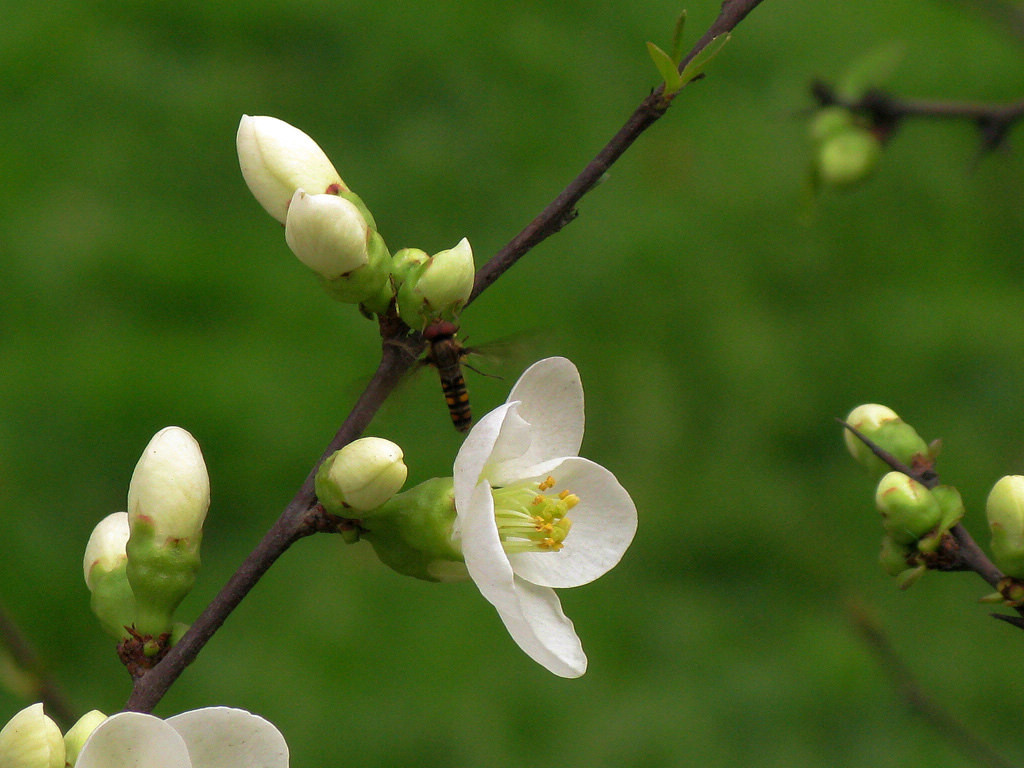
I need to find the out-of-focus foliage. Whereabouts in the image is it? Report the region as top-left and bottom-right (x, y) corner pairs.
(2, 0), (1023, 766)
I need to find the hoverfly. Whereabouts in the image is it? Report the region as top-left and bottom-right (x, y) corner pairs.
(422, 320), (473, 432)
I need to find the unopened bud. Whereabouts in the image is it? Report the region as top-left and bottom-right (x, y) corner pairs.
(875, 471), (942, 546)
(396, 237), (474, 329)
(126, 427), (210, 636)
(237, 115), (346, 224)
(83, 512), (135, 639)
(316, 437), (408, 514)
(987, 475), (1024, 579)
(285, 189), (370, 279)
(0, 704), (64, 768)
(63, 711), (106, 768)
(816, 127), (881, 188)
(843, 404), (930, 479)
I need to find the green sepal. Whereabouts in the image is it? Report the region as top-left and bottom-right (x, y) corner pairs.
(878, 534), (912, 577)
(125, 522), (201, 636)
(979, 591), (1005, 604)
(358, 477), (466, 582)
(88, 566), (136, 640)
(336, 189), (377, 232)
(320, 230), (393, 307)
(896, 564), (926, 590)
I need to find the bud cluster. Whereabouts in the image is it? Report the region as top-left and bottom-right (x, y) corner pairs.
(237, 115), (474, 327)
(843, 404), (1024, 604)
(808, 106), (882, 189)
(842, 405), (960, 587)
(0, 704), (106, 768)
(83, 426), (210, 641)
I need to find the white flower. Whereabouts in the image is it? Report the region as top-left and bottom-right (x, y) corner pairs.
(74, 707), (288, 768)
(452, 357), (637, 677)
(237, 115), (346, 225)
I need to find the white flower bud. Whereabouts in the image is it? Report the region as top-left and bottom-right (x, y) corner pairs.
(83, 512), (129, 591)
(63, 711), (107, 768)
(0, 704), (64, 768)
(237, 115), (346, 224)
(127, 427), (210, 542)
(316, 437), (408, 513)
(284, 189), (370, 279)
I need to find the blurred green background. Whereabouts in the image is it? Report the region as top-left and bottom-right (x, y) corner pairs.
(3, 0), (1024, 765)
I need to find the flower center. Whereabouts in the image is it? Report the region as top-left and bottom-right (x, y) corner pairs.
(491, 476), (577, 553)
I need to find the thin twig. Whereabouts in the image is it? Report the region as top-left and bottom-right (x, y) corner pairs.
(125, 0), (769, 712)
(0, 600), (77, 728)
(849, 602), (1015, 768)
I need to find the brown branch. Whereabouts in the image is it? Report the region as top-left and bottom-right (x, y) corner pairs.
(125, 0), (770, 712)
(470, 0), (767, 302)
(811, 81), (1024, 153)
(0, 600), (77, 729)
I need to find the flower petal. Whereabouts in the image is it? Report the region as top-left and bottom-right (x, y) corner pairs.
(166, 707), (289, 768)
(508, 457), (637, 588)
(488, 358), (584, 484)
(453, 402), (514, 517)
(461, 480), (586, 677)
(76, 712), (190, 768)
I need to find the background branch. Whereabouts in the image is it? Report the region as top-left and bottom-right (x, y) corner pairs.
(0, 601), (76, 728)
(849, 602), (1014, 768)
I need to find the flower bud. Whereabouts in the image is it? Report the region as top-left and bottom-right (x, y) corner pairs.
(843, 404), (930, 480)
(316, 437), (408, 514)
(987, 475), (1024, 579)
(878, 534), (912, 577)
(356, 477), (467, 582)
(284, 190), (370, 279)
(808, 106), (855, 145)
(63, 711), (106, 768)
(815, 126), (881, 188)
(875, 471), (942, 546)
(126, 427), (210, 636)
(0, 704), (64, 768)
(237, 115), (346, 224)
(83, 512), (135, 639)
(396, 237), (474, 329)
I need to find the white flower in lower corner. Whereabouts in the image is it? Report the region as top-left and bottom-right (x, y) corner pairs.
(452, 357), (637, 678)
(74, 707), (288, 768)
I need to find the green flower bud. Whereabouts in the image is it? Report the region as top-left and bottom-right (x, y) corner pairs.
(878, 534), (912, 577)
(285, 189), (370, 279)
(356, 477), (467, 582)
(808, 106), (855, 145)
(391, 247), (429, 283)
(83, 512), (135, 639)
(0, 704), (64, 768)
(815, 126), (881, 188)
(63, 710), (106, 768)
(987, 475), (1024, 578)
(875, 471), (942, 546)
(237, 115), (346, 224)
(315, 437), (408, 514)
(126, 427), (210, 636)
(396, 237), (474, 330)
(843, 404), (930, 480)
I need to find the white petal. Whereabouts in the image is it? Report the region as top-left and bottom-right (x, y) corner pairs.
(489, 358), (584, 483)
(508, 457), (637, 588)
(167, 707), (289, 768)
(461, 481), (586, 677)
(453, 402), (514, 516)
(76, 713), (190, 768)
